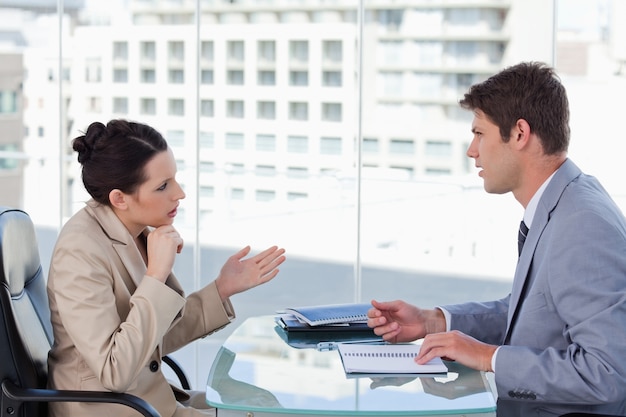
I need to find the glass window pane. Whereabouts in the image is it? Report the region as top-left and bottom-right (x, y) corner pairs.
(287, 135), (308, 153)
(256, 134), (276, 151)
(256, 101), (275, 119)
(225, 133), (244, 149)
(227, 100), (244, 118)
(257, 70), (275, 85)
(15, 0), (609, 395)
(289, 102), (308, 120)
(320, 136), (342, 155)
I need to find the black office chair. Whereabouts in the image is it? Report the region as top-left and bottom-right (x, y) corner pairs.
(0, 207), (189, 417)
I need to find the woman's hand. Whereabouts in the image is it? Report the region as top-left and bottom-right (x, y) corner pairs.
(215, 245), (286, 300)
(145, 225), (184, 282)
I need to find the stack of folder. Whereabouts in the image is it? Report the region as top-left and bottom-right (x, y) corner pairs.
(274, 303), (380, 347)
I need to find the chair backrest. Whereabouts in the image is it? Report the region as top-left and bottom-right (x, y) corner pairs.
(0, 207), (53, 416)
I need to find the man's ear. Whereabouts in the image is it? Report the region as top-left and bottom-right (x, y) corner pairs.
(109, 189), (128, 210)
(512, 118), (532, 149)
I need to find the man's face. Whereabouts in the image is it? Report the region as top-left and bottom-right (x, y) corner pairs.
(466, 109), (519, 195)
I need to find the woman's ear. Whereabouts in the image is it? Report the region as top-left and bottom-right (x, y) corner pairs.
(109, 189), (128, 210)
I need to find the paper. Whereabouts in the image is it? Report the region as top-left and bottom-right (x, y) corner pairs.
(337, 342), (448, 374)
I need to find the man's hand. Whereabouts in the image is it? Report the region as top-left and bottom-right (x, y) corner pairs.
(417, 330), (497, 372)
(367, 299), (446, 343)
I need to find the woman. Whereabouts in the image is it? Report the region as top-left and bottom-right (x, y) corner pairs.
(46, 119), (286, 417)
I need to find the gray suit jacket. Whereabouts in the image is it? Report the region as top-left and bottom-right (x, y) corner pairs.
(444, 159), (626, 415)
(47, 200), (235, 417)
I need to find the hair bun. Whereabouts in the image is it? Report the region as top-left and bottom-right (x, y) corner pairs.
(73, 121), (106, 163)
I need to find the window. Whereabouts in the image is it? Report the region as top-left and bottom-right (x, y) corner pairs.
(199, 161), (215, 172)
(112, 97), (128, 114)
(0, 91), (17, 114)
(113, 69), (128, 83)
(289, 102), (308, 120)
(200, 100), (214, 118)
(425, 140), (452, 157)
(289, 40), (309, 63)
(389, 139), (415, 154)
(85, 58), (101, 82)
(256, 134), (276, 151)
(287, 167), (308, 178)
(228, 40), (244, 62)
(227, 70), (244, 85)
(141, 69), (156, 83)
(230, 188), (245, 200)
(169, 41), (185, 61)
(287, 135), (308, 153)
(199, 132), (214, 149)
(201, 41), (214, 62)
(168, 99), (185, 116)
(257, 101), (275, 119)
(322, 102), (342, 122)
(363, 138), (379, 153)
(258, 40), (275, 62)
(201, 69), (213, 85)
(227, 100), (244, 118)
(322, 71), (342, 87)
(287, 192), (308, 201)
(320, 137), (342, 155)
(0, 144), (19, 170)
(112, 41), (128, 61)
(166, 130), (185, 147)
(140, 98), (156, 115)
(323, 40), (342, 63)
(289, 71), (308, 86)
(257, 70), (275, 85)
(200, 186), (215, 198)
(256, 189), (276, 202)
(255, 165), (276, 176)
(228, 163), (245, 174)
(140, 41), (156, 61)
(169, 69), (184, 84)
(225, 133), (244, 150)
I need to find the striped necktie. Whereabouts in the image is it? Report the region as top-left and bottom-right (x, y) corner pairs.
(518, 220), (529, 257)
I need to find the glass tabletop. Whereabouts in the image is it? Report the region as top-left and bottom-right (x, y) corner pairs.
(206, 316), (497, 416)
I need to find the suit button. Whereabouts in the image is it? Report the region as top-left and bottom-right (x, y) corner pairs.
(149, 361), (159, 372)
(529, 393), (536, 400)
(508, 390), (516, 398)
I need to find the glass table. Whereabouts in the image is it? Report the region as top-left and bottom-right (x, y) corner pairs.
(206, 316), (497, 417)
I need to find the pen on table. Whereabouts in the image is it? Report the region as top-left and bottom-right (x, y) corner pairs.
(317, 339), (386, 351)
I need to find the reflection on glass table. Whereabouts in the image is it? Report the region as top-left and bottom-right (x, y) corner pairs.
(206, 316), (496, 416)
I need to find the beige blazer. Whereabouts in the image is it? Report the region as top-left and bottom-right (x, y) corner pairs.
(47, 200), (234, 417)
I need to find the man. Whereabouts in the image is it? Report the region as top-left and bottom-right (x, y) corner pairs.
(368, 62), (626, 416)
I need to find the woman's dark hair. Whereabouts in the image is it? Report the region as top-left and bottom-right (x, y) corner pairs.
(72, 119), (168, 205)
(459, 61), (570, 155)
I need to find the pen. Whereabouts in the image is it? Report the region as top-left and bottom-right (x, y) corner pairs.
(317, 339), (386, 351)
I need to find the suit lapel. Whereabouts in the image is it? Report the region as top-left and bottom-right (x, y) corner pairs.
(86, 200), (147, 290)
(504, 159), (582, 343)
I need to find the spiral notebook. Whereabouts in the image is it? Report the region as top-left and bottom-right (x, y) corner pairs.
(284, 303), (371, 326)
(337, 342), (448, 375)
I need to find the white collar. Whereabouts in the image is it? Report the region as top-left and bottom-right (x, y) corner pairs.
(523, 170), (557, 228)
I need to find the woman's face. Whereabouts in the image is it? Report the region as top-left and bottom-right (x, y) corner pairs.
(121, 148), (185, 235)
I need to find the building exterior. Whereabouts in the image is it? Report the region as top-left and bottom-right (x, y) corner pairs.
(0, 52), (24, 208)
(54, 0), (554, 227)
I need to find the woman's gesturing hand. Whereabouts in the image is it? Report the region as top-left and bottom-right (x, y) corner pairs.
(215, 245), (286, 300)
